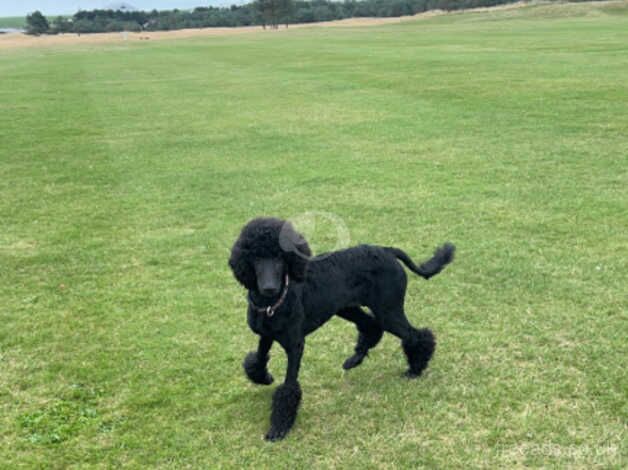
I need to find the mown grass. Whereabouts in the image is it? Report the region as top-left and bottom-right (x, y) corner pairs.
(0, 16), (25, 28)
(1, 1), (626, 467)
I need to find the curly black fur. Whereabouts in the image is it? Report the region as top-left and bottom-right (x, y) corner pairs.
(266, 382), (302, 441)
(243, 352), (274, 385)
(229, 217), (455, 441)
(402, 328), (436, 378)
(229, 217), (311, 290)
(342, 310), (384, 370)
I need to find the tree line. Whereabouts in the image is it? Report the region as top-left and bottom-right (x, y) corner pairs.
(26, 0), (521, 35)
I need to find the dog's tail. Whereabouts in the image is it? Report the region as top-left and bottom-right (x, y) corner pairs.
(387, 243), (455, 280)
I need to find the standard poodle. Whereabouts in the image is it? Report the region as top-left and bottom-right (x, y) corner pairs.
(228, 217), (455, 441)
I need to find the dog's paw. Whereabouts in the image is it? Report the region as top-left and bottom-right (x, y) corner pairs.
(404, 369), (423, 379)
(248, 370), (274, 385)
(243, 352), (274, 385)
(264, 427), (287, 442)
(342, 353), (365, 370)
(258, 372), (274, 385)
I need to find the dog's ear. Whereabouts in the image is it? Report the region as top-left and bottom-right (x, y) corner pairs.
(279, 222), (311, 282)
(228, 237), (257, 291)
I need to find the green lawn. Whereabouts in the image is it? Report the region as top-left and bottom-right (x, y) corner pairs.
(1, 1), (626, 467)
(0, 16), (25, 28)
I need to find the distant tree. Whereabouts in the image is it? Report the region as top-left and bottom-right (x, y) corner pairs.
(255, 0), (294, 29)
(256, 0), (275, 28)
(48, 0), (521, 35)
(279, 0), (295, 26)
(25, 11), (49, 35)
(312, 4), (334, 21)
(72, 19), (98, 34)
(52, 16), (73, 34)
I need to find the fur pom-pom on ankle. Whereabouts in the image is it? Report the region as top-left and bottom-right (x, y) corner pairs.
(243, 352), (274, 385)
(265, 382), (302, 441)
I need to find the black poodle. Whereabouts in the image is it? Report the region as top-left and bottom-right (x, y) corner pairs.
(229, 217), (455, 441)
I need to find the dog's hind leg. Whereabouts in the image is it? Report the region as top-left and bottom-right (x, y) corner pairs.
(401, 325), (435, 378)
(373, 307), (435, 378)
(337, 307), (383, 370)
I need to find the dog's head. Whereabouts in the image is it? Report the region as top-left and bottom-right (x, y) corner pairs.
(229, 217), (311, 296)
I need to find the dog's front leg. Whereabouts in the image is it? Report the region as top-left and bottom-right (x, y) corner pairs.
(243, 336), (274, 385)
(265, 337), (304, 441)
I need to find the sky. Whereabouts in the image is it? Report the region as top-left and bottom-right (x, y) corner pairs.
(0, 1), (239, 17)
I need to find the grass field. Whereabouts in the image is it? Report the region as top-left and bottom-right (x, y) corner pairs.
(0, 16), (25, 28)
(1, 1), (627, 467)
